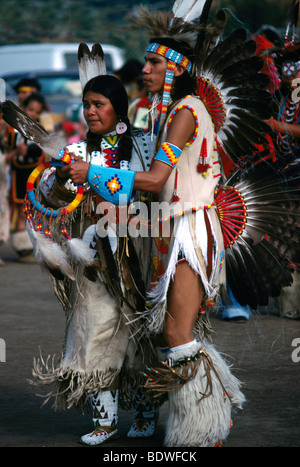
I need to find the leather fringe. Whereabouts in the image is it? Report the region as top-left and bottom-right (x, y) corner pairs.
(142, 347), (231, 406)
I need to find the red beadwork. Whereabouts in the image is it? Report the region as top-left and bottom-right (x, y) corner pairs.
(197, 138), (211, 173)
(215, 186), (247, 248)
(197, 77), (226, 132)
(172, 169), (180, 202)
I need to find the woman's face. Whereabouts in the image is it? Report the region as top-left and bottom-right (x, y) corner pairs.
(83, 91), (118, 135)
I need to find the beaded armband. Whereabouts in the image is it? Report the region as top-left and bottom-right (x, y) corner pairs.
(87, 165), (136, 205)
(154, 142), (182, 168)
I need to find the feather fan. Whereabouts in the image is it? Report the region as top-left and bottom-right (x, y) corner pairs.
(202, 28), (249, 73)
(218, 156), (300, 308)
(194, 8), (227, 73)
(1, 100), (66, 159)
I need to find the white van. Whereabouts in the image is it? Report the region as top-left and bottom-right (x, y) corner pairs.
(0, 43), (125, 75)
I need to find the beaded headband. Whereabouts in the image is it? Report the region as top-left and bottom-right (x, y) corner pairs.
(147, 42), (192, 116)
(147, 43), (192, 73)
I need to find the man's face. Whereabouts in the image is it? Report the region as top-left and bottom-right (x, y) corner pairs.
(142, 52), (168, 94)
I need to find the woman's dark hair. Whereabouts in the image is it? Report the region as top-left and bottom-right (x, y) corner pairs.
(83, 75), (132, 163)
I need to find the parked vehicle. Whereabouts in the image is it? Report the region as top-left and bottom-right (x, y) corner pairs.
(2, 70), (82, 115)
(0, 43), (125, 76)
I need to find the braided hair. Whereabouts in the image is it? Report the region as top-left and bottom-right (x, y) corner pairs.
(82, 75), (132, 164)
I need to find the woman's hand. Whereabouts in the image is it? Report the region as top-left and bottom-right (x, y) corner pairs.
(60, 155), (90, 185)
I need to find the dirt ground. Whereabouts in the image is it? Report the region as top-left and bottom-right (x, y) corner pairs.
(0, 242), (299, 449)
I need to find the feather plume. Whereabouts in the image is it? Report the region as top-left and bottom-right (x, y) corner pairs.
(1, 100), (66, 159)
(198, 0), (213, 24)
(78, 43), (106, 90)
(67, 237), (96, 266)
(26, 223), (75, 280)
(172, 0), (207, 22)
(192, 0), (213, 53)
(67, 224), (100, 271)
(130, 6), (200, 48)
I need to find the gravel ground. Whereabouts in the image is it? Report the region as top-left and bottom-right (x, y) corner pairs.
(0, 242), (299, 449)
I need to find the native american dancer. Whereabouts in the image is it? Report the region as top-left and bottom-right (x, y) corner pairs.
(1, 45), (158, 445)
(2, 0), (300, 448)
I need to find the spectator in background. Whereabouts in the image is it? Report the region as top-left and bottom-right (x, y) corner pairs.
(265, 43), (300, 320)
(128, 75), (150, 130)
(0, 109), (10, 265)
(114, 59), (162, 132)
(59, 103), (88, 144)
(13, 77), (41, 106)
(114, 59), (144, 103)
(4, 92), (46, 262)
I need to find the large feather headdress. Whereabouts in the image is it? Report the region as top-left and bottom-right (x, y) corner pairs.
(130, 4), (203, 50)
(130, 0), (272, 164)
(129, 0), (300, 310)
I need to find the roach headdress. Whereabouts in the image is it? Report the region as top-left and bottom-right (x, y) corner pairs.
(130, 0), (300, 309)
(130, 0), (272, 165)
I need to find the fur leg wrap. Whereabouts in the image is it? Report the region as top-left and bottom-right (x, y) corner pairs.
(143, 340), (245, 447)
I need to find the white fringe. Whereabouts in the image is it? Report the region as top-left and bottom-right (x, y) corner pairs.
(147, 213), (215, 334)
(30, 352), (120, 411)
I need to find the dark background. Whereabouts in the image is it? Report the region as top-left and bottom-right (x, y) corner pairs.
(0, 0), (296, 61)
